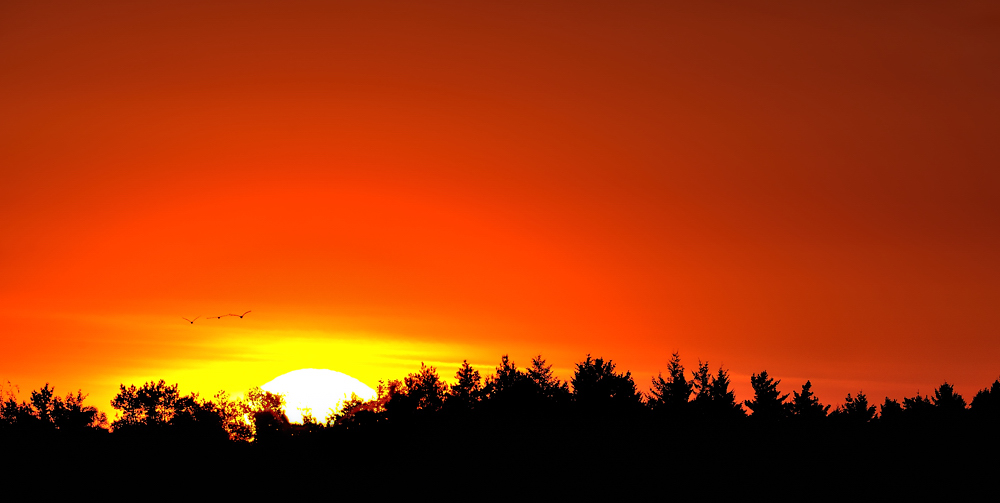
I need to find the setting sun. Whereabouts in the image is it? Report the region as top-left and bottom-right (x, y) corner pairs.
(261, 369), (377, 424)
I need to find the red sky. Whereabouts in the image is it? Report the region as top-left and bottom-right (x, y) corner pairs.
(2, 1), (999, 417)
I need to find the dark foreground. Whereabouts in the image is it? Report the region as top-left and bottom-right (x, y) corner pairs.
(6, 415), (996, 499)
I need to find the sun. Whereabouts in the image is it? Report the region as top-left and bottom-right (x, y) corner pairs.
(260, 368), (377, 424)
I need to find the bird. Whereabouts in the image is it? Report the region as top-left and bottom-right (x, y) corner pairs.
(182, 316), (201, 324)
(210, 314), (234, 319)
(230, 310), (251, 319)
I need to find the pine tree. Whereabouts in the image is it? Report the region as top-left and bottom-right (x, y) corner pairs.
(448, 360), (482, 410)
(649, 352), (692, 413)
(572, 355), (642, 411)
(708, 366), (744, 419)
(527, 354), (569, 403)
(970, 378), (1000, 420)
(880, 398), (903, 424)
(931, 382), (966, 414)
(691, 360), (712, 404)
(835, 391), (876, 424)
(744, 371), (789, 422)
(790, 380), (829, 421)
(483, 354), (529, 402)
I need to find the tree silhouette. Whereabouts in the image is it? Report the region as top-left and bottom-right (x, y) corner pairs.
(10, 347), (1000, 486)
(902, 393), (934, 423)
(1, 383), (106, 432)
(447, 360), (482, 411)
(212, 390), (253, 442)
(244, 386), (289, 444)
(880, 398), (903, 424)
(904, 394), (932, 410)
(112, 380), (230, 441)
(51, 389), (108, 432)
(0, 382), (21, 429)
(111, 380), (184, 429)
(168, 392), (230, 441)
(387, 363), (449, 418)
(6, 385), (37, 430)
(335, 379), (394, 430)
(684, 361), (744, 421)
(790, 380), (830, 422)
(333, 391), (379, 428)
(295, 408), (325, 436)
(484, 355), (522, 394)
(527, 354), (570, 404)
(648, 352), (692, 414)
(708, 366), (744, 419)
(834, 391), (876, 424)
(482, 354), (535, 410)
(744, 371), (789, 422)
(404, 362), (448, 413)
(382, 378), (413, 419)
(571, 355), (642, 412)
(690, 360), (712, 404)
(29, 384), (57, 426)
(931, 382), (966, 415)
(970, 378), (1000, 420)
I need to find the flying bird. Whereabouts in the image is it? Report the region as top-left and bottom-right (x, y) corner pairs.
(182, 316), (201, 324)
(210, 314), (234, 319)
(231, 310), (251, 319)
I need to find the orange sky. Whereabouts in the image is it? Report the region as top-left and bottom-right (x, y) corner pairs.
(2, 1), (999, 418)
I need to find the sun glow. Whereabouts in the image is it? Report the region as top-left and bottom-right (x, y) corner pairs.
(260, 368), (377, 424)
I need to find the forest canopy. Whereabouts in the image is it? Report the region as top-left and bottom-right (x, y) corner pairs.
(4, 352), (999, 445)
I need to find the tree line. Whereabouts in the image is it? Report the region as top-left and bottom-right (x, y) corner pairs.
(4, 352), (1000, 444)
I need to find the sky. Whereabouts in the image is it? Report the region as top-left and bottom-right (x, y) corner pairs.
(2, 1), (999, 419)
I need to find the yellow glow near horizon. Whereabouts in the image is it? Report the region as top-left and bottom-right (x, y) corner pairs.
(92, 328), (489, 420)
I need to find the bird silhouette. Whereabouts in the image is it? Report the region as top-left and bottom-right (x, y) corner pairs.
(230, 310), (251, 319)
(210, 314), (234, 319)
(182, 316), (201, 324)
